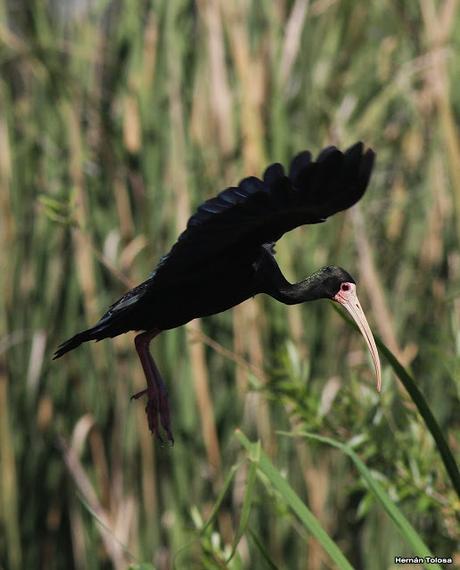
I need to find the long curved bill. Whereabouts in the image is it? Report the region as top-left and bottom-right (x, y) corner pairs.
(333, 283), (382, 392)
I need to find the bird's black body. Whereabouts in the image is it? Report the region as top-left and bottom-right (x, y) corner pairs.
(55, 142), (374, 356)
(54, 142), (377, 441)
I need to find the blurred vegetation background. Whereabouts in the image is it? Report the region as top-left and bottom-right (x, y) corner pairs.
(1, 0), (460, 568)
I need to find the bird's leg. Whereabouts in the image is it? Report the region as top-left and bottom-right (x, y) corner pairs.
(145, 351), (173, 443)
(133, 329), (174, 444)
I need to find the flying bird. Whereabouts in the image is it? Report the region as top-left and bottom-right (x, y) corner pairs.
(54, 142), (381, 443)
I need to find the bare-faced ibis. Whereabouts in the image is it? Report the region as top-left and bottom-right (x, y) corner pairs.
(54, 142), (381, 443)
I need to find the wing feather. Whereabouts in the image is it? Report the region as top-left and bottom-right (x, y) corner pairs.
(152, 142), (375, 286)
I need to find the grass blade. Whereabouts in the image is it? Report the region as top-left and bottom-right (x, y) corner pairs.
(201, 462), (241, 535)
(235, 430), (355, 570)
(288, 431), (441, 568)
(226, 445), (259, 563)
(248, 528), (280, 570)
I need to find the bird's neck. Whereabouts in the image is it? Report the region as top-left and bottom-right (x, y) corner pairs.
(256, 252), (323, 305)
(272, 275), (324, 305)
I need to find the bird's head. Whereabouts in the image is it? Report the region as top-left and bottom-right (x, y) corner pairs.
(309, 265), (382, 392)
(309, 265), (356, 298)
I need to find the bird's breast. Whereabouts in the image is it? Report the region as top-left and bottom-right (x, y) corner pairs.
(139, 260), (259, 330)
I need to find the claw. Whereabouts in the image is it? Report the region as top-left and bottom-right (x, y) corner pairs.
(130, 389), (147, 401)
(131, 387), (174, 443)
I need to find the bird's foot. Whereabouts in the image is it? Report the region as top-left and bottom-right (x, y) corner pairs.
(131, 386), (174, 445)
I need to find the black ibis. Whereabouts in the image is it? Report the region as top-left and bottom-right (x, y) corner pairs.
(54, 142), (381, 443)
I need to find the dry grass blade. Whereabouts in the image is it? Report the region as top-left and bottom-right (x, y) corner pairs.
(57, 435), (134, 570)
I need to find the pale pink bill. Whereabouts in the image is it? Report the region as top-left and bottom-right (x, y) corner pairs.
(333, 282), (382, 392)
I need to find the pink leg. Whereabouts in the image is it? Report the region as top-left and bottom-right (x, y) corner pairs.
(133, 329), (173, 444)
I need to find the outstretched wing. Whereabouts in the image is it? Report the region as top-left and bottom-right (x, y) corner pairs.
(152, 142), (375, 287)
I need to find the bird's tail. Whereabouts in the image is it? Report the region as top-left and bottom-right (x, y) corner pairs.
(54, 276), (154, 360)
(53, 321), (114, 359)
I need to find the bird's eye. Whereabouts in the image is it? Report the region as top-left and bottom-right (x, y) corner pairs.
(341, 283), (350, 291)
